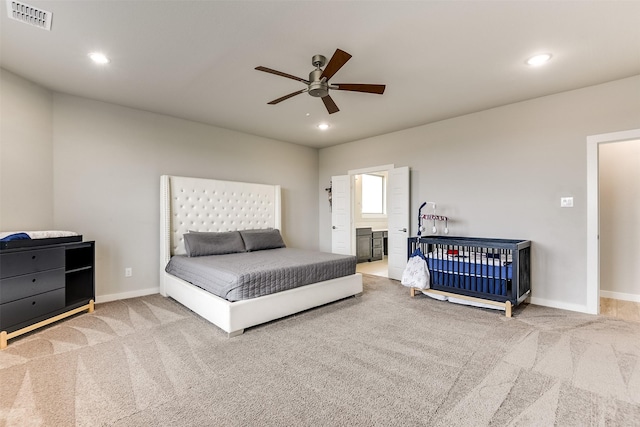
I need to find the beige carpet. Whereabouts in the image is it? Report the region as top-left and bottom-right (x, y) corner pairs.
(1, 275), (640, 426)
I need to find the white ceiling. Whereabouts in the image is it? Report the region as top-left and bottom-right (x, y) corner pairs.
(2, 1), (639, 148)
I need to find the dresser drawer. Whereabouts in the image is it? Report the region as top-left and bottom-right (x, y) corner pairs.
(0, 247), (65, 279)
(0, 288), (66, 330)
(356, 227), (372, 236)
(0, 268), (65, 304)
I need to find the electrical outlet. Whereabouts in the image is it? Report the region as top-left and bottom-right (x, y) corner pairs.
(560, 197), (574, 208)
(125, 267), (132, 277)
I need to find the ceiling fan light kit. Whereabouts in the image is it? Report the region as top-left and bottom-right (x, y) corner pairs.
(256, 48), (386, 114)
(308, 68), (328, 98)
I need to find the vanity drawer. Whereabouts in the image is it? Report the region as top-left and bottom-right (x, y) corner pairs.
(0, 268), (65, 304)
(0, 248), (64, 279)
(371, 231), (384, 261)
(0, 288), (66, 330)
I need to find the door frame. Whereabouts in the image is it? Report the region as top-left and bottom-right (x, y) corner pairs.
(586, 128), (640, 315)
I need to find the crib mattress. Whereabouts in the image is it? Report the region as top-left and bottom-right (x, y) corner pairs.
(426, 258), (512, 279)
(165, 247), (356, 302)
(426, 251), (513, 297)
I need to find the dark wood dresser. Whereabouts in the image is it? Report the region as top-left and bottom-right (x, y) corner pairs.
(0, 240), (95, 349)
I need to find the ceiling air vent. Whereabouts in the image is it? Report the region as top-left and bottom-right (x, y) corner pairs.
(6, 1), (52, 31)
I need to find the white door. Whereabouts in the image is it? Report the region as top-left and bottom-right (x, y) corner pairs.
(387, 167), (410, 280)
(331, 175), (352, 255)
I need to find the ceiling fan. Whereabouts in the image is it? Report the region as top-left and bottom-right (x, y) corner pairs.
(255, 48), (386, 114)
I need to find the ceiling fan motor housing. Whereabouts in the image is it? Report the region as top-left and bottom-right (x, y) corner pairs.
(308, 69), (328, 97)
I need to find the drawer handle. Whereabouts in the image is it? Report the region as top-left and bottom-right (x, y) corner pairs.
(32, 301), (36, 305)
(32, 278), (36, 283)
(32, 255), (36, 260)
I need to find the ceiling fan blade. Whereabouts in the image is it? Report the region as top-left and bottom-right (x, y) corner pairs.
(332, 83), (386, 94)
(255, 66), (309, 84)
(268, 89), (308, 105)
(320, 49), (352, 81)
(321, 95), (340, 114)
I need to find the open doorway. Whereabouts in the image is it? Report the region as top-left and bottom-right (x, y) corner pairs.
(598, 138), (640, 320)
(354, 171), (389, 278)
(331, 165), (409, 280)
(586, 129), (640, 316)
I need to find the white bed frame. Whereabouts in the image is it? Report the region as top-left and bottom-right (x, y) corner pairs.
(160, 175), (362, 337)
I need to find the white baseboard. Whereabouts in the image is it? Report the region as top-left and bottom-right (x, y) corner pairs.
(600, 290), (640, 303)
(96, 287), (160, 304)
(528, 297), (591, 314)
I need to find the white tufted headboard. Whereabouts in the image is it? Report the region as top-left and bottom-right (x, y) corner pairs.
(160, 175), (281, 263)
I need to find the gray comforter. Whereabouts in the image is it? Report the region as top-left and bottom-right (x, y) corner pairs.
(165, 248), (356, 301)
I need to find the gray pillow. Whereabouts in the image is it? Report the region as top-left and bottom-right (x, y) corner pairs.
(183, 231), (246, 257)
(239, 229), (286, 252)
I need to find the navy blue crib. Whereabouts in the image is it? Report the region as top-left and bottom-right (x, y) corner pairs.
(408, 236), (531, 317)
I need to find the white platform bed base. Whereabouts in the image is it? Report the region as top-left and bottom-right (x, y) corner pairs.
(160, 175), (362, 337)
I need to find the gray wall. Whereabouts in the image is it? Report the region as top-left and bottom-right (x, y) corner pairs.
(51, 94), (319, 301)
(0, 69), (53, 230)
(319, 75), (640, 312)
(599, 139), (640, 298)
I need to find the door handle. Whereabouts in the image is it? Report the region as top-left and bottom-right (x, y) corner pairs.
(332, 226), (337, 229)
(399, 228), (407, 232)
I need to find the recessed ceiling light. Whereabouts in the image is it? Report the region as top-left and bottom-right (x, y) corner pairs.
(526, 53), (552, 66)
(89, 52), (110, 64)
(317, 123), (329, 130)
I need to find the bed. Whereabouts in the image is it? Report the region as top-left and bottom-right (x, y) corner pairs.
(160, 175), (363, 337)
(407, 236), (531, 317)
